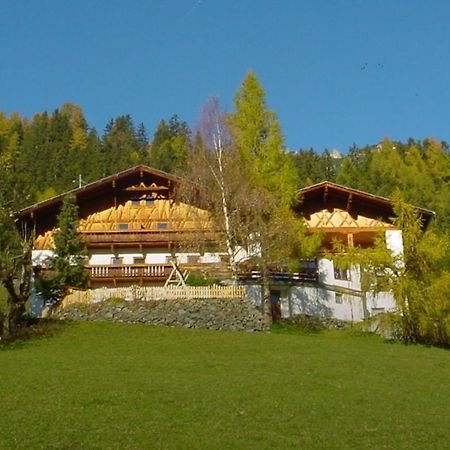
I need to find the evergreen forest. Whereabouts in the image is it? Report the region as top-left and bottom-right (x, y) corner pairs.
(1, 100), (449, 233)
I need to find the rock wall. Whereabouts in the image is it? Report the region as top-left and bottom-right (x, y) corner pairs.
(51, 298), (269, 332)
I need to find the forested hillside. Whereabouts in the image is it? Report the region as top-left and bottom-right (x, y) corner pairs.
(0, 105), (191, 209)
(1, 103), (449, 232)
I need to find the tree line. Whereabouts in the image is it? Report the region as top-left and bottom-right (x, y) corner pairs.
(1, 81), (450, 233)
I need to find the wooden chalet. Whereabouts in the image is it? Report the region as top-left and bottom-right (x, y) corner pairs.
(260, 181), (436, 322)
(19, 165), (221, 286)
(20, 168), (435, 321)
(298, 181), (434, 250)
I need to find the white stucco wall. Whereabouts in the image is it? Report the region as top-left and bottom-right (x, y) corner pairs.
(199, 252), (222, 263)
(245, 284), (366, 322)
(317, 257), (361, 291)
(146, 252), (172, 264)
(87, 249), (222, 265)
(366, 291), (397, 314)
(89, 254), (114, 265)
(288, 286), (365, 321)
(88, 248), (172, 265)
(32, 250), (54, 266)
(385, 230), (403, 257)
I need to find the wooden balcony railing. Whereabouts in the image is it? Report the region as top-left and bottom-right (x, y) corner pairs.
(82, 230), (217, 245)
(87, 263), (172, 280)
(238, 269), (318, 283)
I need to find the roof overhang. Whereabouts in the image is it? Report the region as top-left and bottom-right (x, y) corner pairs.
(19, 165), (181, 219)
(297, 181), (435, 229)
(17, 165), (185, 237)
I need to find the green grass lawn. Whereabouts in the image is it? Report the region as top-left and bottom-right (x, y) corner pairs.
(1, 322), (449, 449)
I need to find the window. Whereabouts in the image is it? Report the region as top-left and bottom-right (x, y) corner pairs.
(335, 293), (343, 304)
(187, 255), (199, 264)
(334, 267), (350, 281)
(118, 223), (129, 230)
(133, 257), (145, 264)
(145, 197), (155, 206)
(300, 260), (317, 270)
(131, 198), (141, 206)
(156, 222), (168, 230)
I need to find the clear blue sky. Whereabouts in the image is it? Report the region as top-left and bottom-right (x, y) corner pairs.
(1, 0), (450, 152)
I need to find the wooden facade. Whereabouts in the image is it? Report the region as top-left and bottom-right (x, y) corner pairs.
(33, 199), (215, 250)
(297, 181), (434, 251)
(19, 166), (222, 286)
(19, 168), (435, 287)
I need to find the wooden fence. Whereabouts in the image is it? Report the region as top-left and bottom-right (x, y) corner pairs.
(59, 284), (247, 309)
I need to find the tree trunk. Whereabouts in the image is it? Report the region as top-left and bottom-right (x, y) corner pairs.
(261, 267), (273, 325)
(2, 313), (10, 338)
(3, 288), (28, 337)
(2, 243), (32, 337)
(214, 131), (239, 283)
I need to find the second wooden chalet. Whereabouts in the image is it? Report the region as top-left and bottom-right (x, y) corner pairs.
(255, 181), (434, 321)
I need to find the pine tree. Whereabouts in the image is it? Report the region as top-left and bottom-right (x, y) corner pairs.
(226, 72), (316, 320)
(102, 115), (140, 174)
(136, 122), (149, 159)
(36, 195), (88, 302)
(148, 115), (191, 173)
(228, 71), (299, 205)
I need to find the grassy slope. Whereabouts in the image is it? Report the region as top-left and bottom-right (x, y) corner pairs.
(0, 322), (449, 450)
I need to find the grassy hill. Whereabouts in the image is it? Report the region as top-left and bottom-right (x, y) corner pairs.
(1, 322), (449, 449)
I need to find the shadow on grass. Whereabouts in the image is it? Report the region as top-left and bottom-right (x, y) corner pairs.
(271, 314), (351, 335)
(0, 319), (72, 350)
(271, 318), (387, 342)
(270, 320), (324, 336)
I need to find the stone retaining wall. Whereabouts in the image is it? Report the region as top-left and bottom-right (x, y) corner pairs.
(51, 298), (269, 332)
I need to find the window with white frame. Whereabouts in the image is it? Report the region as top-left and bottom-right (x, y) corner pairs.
(334, 266), (351, 281)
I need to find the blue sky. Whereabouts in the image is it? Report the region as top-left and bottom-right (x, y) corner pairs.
(1, 0), (450, 152)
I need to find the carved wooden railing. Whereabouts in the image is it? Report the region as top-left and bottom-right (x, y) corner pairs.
(81, 230), (217, 245)
(87, 264), (172, 279)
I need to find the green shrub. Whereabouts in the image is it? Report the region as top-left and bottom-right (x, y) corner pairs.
(186, 272), (221, 286)
(273, 315), (325, 334)
(0, 318), (67, 345)
(358, 312), (403, 340)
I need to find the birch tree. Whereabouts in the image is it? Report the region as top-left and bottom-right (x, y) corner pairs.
(35, 195), (88, 302)
(180, 98), (246, 282)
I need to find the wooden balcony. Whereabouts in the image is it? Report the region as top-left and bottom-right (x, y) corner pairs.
(86, 263), (172, 285)
(81, 230), (217, 248)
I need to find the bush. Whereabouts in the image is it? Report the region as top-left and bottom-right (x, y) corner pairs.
(359, 312), (403, 340)
(186, 272), (221, 286)
(0, 318), (67, 345)
(273, 315), (325, 334)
